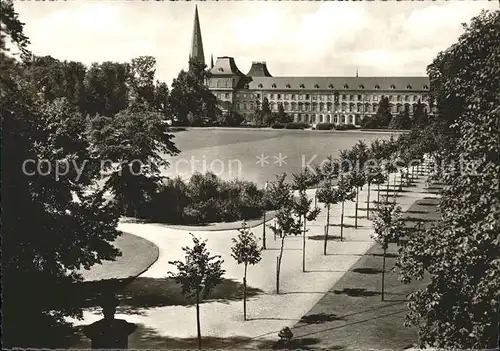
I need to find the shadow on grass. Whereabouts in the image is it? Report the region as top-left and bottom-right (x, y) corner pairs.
(73, 323), (279, 349)
(351, 267), (383, 275)
(406, 210), (429, 214)
(332, 288), (380, 297)
(329, 224), (361, 228)
(418, 202), (439, 207)
(308, 235), (343, 241)
(369, 252), (399, 258)
(346, 215), (367, 219)
(299, 313), (347, 324)
(69, 277), (263, 315)
(402, 216), (436, 223)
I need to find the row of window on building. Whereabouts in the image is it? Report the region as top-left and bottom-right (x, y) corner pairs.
(216, 92), (426, 103)
(236, 101), (427, 114)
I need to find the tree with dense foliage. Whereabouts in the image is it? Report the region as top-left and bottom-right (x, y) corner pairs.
(361, 96), (392, 128)
(168, 234), (225, 350)
(89, 106), (179, 216)
(2, 3), (122, 346)
(389, 104), (412, 130)
(169, 60), (218, 125)
(370, 202), (405, 301)
(293, 169), (321, 272)
(277, 102), (293, 123)
(231, 222), (262, 320)
(260, 97), (271, 125)
(396, 10), (500, 348)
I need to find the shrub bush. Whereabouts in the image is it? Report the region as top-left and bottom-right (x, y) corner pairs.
(345, 123), (357, 129)
(316, 123), (335, 130)
(272, 123), (285, 129)
(138, 172), (265, 224)
(336, 124), (348, 130)
(285, 122), (310, 129)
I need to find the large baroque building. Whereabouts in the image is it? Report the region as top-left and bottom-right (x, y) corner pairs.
(189, 6), (432, 125)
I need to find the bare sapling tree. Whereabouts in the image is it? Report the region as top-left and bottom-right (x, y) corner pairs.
(168, 234), (225, 349)
(231, 221), (262, 321)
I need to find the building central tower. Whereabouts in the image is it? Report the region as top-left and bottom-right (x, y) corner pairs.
(189, 5), (205, 71)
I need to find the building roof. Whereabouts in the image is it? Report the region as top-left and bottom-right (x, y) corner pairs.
(242, 76), (430, 91)
(209, 56), (245, 76)
(246, 62), (273, 77)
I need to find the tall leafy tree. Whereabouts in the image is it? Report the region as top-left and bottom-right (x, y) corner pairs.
(317, 178), (338, 255)
(169, 61), (218, 125)
(129, 55), (157, 108)
(389, 104), (412, 130)
(89, 107), (180, 216)
(231, 222), (262, 320)
(83, 61), (130, 117)
(396, 10), (500, 348)
(362, 96), (392, 128)
(260, 97), (271, 125)
(2, 4), (122, 346)
(168, 234), (225, 350)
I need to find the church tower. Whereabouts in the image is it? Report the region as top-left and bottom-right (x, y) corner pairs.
(189, 5), (205, 71)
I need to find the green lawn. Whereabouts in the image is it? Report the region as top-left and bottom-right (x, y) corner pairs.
(78, 232), (159, 282)
(164, 129), (398, 187)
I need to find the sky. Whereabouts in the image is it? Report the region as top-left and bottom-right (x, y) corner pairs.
(14, 0), (498, 86)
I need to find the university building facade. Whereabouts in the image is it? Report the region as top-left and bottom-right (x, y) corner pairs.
(189, 6), (432, 125)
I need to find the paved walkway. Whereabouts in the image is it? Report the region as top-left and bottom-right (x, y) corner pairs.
(70, 167), (436, 347)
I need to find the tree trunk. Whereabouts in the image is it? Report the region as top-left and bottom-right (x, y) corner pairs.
(324, 203), (330, 255)
(377, 183), (380, 204)
(196, 291), (202, 349)
(302, 218), (307, 272)
(381, 247), (386, 302)
(341, 201), (345, 242)
(276, 235), (285, 294)
(386, 172), (390, 200)
(355, 187), (359, 229)
(367, 182), (371, 220)
(262, 210), (267, 249)
(243, 264), (247, 321)
(393, 172), (398, 204)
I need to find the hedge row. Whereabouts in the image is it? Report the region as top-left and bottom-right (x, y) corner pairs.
(136, 173), (269, 224)
(271, 122), (312, 129)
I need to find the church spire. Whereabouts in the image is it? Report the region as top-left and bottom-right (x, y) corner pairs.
(356, 68), (359, 78)
(189, 5), (205, 70)
(210, 54), (214, 69)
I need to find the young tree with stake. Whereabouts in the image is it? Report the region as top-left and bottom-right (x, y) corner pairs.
(317, 179), (338, 255)
(333, 176), (356, 242)
(168, 234), (225, 350)
(231, 222), (262, 321)
(293, 169), (321, 272)
(370, 202), (405, 301)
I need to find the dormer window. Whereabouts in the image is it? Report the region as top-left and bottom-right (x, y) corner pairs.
(390, 84), (396, 90)
(218, 68), (224, 72)
(328, 84), (334, 89)
(406, 85), (412, 89)
(343, 84), (349, 89)
(272, 83), (277, 88)
(244, 84), (249, 89)
(258, 83), (263, 88)
(375, 84), (380, 90)
(314, 84), (320, 89)
(423, 85), (429, 90)
(358, 84), (364, 89)
(286, 84), (291, 88)
(300, 84), (305, 88)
